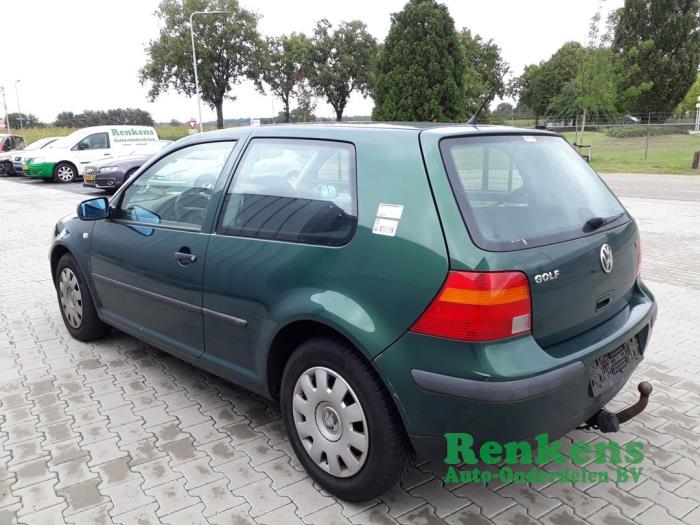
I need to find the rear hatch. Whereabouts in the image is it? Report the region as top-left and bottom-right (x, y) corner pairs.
(439, 133), (639, 348)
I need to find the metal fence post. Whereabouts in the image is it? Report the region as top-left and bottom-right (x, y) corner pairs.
(643, 112), (651, 161)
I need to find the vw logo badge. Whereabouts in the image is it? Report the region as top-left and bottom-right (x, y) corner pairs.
(600, 244), (613, 274)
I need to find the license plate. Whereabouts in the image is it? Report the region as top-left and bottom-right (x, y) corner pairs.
(589, 338), (642, 396)
(22, 163), (28, 171)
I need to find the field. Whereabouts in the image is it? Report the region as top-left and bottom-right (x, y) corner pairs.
(11, 126), (700, 175)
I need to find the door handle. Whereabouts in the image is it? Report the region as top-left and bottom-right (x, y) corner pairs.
(175, 250), (197, 265)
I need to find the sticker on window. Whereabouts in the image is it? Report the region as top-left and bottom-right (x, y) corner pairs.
(376, 203), (404, 220)
(372, 218), (399, 237)
(522, 136), (537, 143)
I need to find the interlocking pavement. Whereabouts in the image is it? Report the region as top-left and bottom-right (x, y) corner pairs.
(1, 175), (699, 524)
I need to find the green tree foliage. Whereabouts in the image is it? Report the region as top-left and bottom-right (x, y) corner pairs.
(459, 29), (508, 119)
(262, 33), (311, 123)
(612, 0), (700, 116)
(308, 19), (377, 122)
(675, 72), (700, 113)
(140, 0), (262, 129)
(54, 109), (155, 127)
(513, 42), (582, 124)
(7, 113), (42, 128)
(373, 0), (465, 121)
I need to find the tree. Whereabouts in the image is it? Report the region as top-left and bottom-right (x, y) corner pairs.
(373, 0), (466, 122)
(460, 29), (508, 120)
(262, 33), (310, 123)
(513, 41), (582, 125)
(140, 0), (262, 129)
(53, 109), (155, 127)
(612, 0), (700, 117)
(308, 19), (377, 122)
(7, 113), (42, 128)
(675, 72), (700, 114)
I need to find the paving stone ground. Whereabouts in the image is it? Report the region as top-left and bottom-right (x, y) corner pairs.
(1, 174), (699, 524)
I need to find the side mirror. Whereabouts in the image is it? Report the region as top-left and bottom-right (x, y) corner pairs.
(77, 197), (109, 220)
(77, 143), (89, 151)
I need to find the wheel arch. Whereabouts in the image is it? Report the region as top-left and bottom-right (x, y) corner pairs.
(50, 244), (71, 282)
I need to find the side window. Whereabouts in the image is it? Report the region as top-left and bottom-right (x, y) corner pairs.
(1, 138), (12, 152)
(16, 137), (26, 149)
(73, 132), (110, 151)
(114, 141), (236, 230)
(218, 138), (357, 246)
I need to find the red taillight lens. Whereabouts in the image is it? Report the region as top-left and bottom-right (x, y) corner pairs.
(410, 271), (532, 342)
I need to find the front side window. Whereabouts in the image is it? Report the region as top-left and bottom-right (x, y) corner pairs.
(115, 141), (236, 229)
(74, 133), (109, 151)
(218, 138), (357, 246)
(441, 135), (626, 251)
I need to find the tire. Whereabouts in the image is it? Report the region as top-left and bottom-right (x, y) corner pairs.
(55, 253), (110, 341)
(281, 336), (412, 501)
(53, 162), (77, 183)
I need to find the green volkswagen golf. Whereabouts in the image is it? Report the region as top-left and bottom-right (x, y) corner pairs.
(50, 124), (656, 501)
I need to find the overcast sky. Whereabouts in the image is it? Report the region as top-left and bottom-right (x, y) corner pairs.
(2, 0), (623, 124)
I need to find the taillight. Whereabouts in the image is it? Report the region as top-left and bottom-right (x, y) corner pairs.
(410, 271), (532, 342)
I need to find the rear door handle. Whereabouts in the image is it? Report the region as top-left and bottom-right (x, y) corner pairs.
(175, 250), (197, 265)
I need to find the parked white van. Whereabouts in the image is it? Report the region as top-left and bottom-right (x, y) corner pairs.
(24, 125), (159, 182)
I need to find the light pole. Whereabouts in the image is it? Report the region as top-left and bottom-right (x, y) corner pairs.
(15, 80), (24, 138)
(190, 10), (232, 133)
(0, 86), (11, 135)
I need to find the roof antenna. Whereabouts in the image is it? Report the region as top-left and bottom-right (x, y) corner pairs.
(467, 66), (510, 125)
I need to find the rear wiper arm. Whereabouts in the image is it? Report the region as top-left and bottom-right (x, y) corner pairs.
(585, 212), (626, 231)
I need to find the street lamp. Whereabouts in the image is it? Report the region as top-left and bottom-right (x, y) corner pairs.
(190, 10), (232, 133)
(15, 80), (24, 138)
(0, 86), (11, 135)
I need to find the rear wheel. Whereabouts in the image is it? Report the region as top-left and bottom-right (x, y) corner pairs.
(53, 162), (76, 183)
(55, 253), (110, 341)
(281, 336), (412, 501)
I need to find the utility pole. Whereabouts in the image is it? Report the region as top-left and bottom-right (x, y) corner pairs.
(0, 86), (11, 135)
(15, 80), (24, 137)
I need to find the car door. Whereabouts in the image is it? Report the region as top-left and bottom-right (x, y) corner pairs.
(73, 132), (112, 167)
(90, 140), (237, 359)
(202, 137), (358, 389)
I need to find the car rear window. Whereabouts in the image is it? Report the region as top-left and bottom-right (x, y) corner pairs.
(440, 134), (627, 251)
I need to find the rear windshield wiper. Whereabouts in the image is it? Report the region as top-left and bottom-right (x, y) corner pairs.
(584, 212), (626, 231)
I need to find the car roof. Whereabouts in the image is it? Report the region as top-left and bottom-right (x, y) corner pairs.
(176, 123), (559, 146)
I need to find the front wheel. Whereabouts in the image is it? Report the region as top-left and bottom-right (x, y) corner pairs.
(53, 162), (77, 183)
(281, 337), (412, 501)
(55, 253), (110, 341)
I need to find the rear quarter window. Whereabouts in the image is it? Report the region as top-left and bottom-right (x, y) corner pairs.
(217, 138), (357, 246)
(440, 134), (626, 251)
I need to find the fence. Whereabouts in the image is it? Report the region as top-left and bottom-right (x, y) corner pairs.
(497, 112), (700, 174)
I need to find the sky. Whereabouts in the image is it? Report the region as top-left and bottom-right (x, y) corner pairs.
(1, 0), (624, 124)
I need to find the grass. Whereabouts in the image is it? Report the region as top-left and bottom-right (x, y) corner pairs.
(561, 131), (700, 174)
(12, 126), (700, 175)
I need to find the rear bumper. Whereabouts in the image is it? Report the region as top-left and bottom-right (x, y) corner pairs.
(373, 282), (656, 460)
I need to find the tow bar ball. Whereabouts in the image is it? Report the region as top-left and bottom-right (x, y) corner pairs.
(588, 381), (653, 434)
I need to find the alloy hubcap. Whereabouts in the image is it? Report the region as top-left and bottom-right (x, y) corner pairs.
(292, 366), (369, 478)
(58, 268), (83, 328)
(57, 166), (74, 182)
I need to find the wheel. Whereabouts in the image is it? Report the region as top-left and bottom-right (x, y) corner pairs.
(281, 336), (412, 501)
(53, 162), (77, 183)
(55, 253), (110, 341)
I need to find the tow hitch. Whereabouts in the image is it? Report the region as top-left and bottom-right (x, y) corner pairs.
(578, 382), (653, 433)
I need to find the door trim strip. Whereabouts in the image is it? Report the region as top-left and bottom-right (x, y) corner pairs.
(92, 273), (248, 327)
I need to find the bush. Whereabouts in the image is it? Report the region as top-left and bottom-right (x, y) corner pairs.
(605, 125), (691, 138)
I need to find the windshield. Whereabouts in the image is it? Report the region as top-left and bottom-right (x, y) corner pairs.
(132, 140), (171, 156)
(25, 137), (59, 151)
(440, 134), (626, 251)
